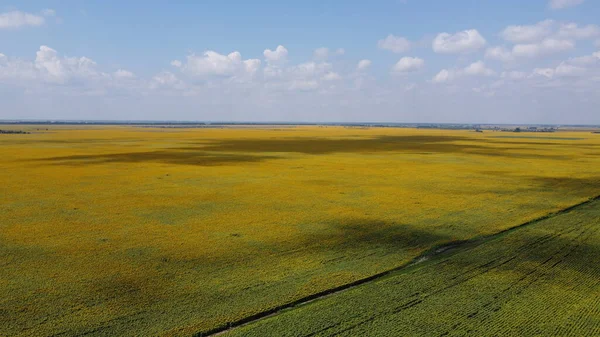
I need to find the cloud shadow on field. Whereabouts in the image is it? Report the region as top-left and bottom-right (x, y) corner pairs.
(529, 176), (600, 191)
(34, 150), (277, 167)
(308, 218), (452, 252)
(32, 134), (577, 167)
(184, 135), (572, 160)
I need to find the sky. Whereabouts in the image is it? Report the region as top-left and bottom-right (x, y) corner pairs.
(1, 0), (599, 124)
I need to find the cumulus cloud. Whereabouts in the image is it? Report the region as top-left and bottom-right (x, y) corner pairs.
(488, 20), (599, 62)
(0, 45), (141, 95)
(322, 72), (342, 81)
(378, 35), (411, 53)
(432, 61), (496, 83)
(500, 20), (555, 43)
(432, 29), (486, 54)
(357, 59), (372, 71)
(501, 71), (528, 80)
(512, 38), (575, 58)
(567, 52), (600, 66)
(549, 0), (585, 10)
(288, 80), (319, 91)
(263, 60), (339, 91)
(34, 46), (101, 83)
(391, 57), (424, 74)
(0, 10), (49, 29)
(313, 47), (330, 60)
(554, 62), (586, 77)
(463, 61), (496, 76)
(432, 69), (454, 83)
(501, 20), (599, 44)
(177, 50), (261, 79)
(150, 71), (185, 90)
(264, 45), (288, 64)
(485, 46), (515, 63)
(532, 68), (556, 78)
(313, 47), (344, 60)
(557, 23), (600, 40)
(114, 69), (135, 79)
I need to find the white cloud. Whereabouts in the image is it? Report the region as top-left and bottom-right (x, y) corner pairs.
(557, 23), (600, 40)
(500, 20), (554, 43)
(501, 71), (527, 80)
(549, 0), (585, 10)
(114, 69), (135, 79)
(568, 54), (600, 66)
(489, 21), (598, 62)
(432, 61), (496, 83)
(485, 46), (515, 62)
(378, 34), (411, 53)
(314, 47), (329, 60)
(287, 62), (332, 80)
(432, 69), (454, 83)
(322, 72), (342, 81)
(34, 45), (102, 83)
(432, 29), (486, 54)
(357, 59), (372, 71)
(391, 57), (424, 74)
(313, 47), (345, 60)
(243, 59), (261, 76)
(151, 71), (185, 89)
(463, 61), (496, 76)
(530, 62), (586, 79)
(179, 50), (261, 78)
(532, 68), (555, 78)
(170, 60), (182, 68)
(263, 60), (337, 91)
(554, 62), (586, 77)
(288, 80), (319, 91)
(264, 45), (288, 64)
(512, 38), (575, 58)
(0, 10), (47, 29)
(0, 45), (140, 93)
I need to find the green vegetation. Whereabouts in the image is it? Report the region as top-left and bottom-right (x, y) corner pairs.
(226, 198), (600, 337)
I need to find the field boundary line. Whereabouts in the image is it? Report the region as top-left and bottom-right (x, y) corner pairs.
(195, 194), (600, 337)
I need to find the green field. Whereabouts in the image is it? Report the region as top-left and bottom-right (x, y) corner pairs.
(226, 197), (600, 336)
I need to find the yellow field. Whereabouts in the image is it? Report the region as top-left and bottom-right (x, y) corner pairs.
(1, 126), (600, 336)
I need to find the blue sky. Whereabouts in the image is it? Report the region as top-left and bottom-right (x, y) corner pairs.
(1, 0), (599, 123)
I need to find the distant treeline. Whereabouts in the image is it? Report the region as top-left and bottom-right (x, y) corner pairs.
(0, 129), (30, 134)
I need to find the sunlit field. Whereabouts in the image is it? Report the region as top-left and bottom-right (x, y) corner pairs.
(2, 125), (600, 336)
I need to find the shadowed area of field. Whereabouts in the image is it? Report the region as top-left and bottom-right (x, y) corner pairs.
(30, 134), (574, 166)
(225, 198), (600, 337)
(33, 150), (277, 166)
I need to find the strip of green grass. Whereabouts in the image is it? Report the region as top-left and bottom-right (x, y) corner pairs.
(224, 199), (600, 337)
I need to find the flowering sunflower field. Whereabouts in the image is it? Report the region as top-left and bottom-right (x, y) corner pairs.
(1, 126), (599, 336)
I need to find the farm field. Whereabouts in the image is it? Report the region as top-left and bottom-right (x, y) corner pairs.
(226, 197), (600, 337)
(1, 125), (600, 336)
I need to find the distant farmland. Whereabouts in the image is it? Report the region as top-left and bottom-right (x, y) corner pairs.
(1, 126), (600, 336)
